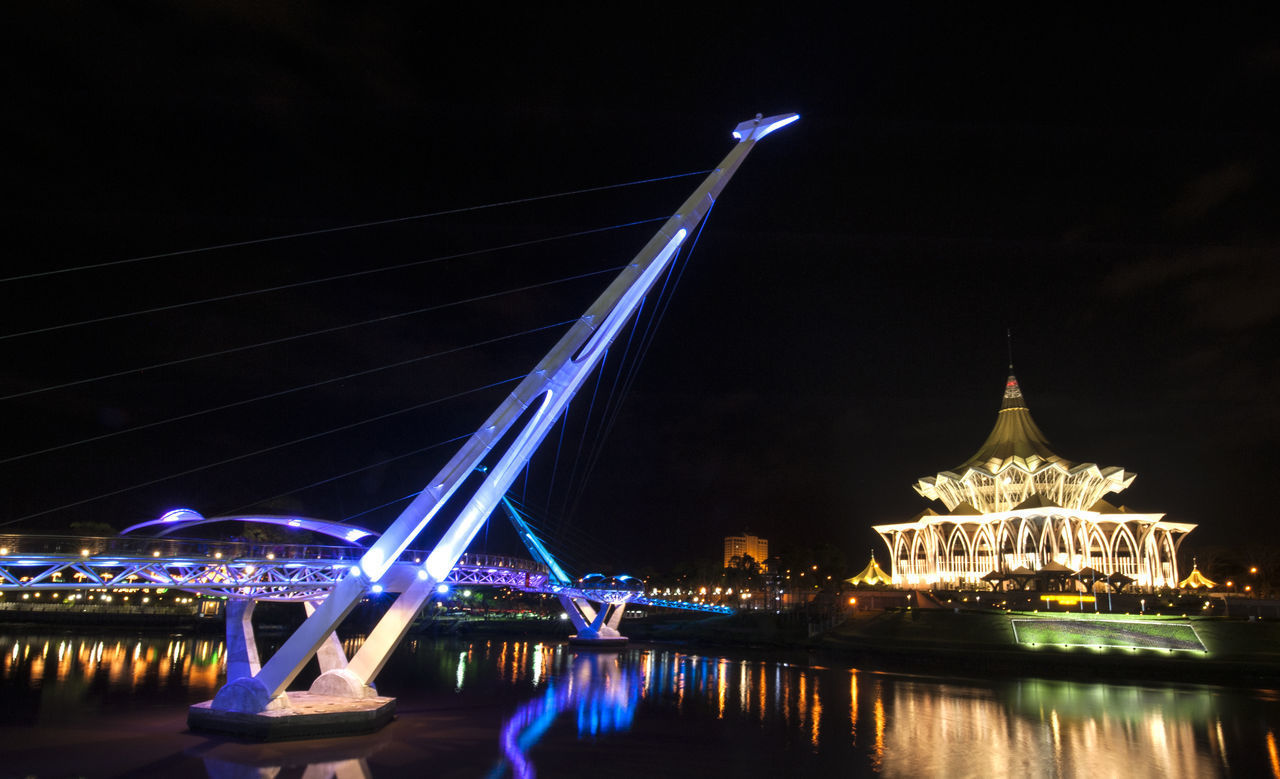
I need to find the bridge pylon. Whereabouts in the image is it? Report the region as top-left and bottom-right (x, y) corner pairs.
(562, 593), (630, 646)
(500, 496), (637, 646)
(190, 113), (798, 737)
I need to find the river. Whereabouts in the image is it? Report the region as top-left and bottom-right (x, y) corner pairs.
(1, 629), (1278, 777)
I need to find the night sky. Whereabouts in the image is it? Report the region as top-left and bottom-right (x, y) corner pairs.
(3, 6), (1277, 573)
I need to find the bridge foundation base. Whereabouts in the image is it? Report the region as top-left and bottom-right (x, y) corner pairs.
(188, 693), (396, 741)
(568, 635), (628, 647)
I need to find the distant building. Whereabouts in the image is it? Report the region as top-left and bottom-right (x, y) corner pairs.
(873, 370), (1196, 592)
(724, 533), (769, 572)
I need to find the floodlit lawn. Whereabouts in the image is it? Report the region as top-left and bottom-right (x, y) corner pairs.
(830, 608), (1280, 661)
(1011, 618), (1205, 651)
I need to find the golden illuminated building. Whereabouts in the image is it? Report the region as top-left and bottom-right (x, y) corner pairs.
(846, 554), (893, 587)
(1177, 562), (1217, 590)
(723, 533), (769, 572)
(873, 370), (1196, 591)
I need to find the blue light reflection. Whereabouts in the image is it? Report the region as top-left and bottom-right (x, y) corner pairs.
(493, 651), (641, 779)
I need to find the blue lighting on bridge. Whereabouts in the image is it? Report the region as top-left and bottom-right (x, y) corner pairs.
(160, 508), (204, 524)
(436, 584), (450, 594)
(756, 113), (800, 139)
(500, 497), (573, 586)
(732, 112), (800, 142)
(121, 511), (377, 545)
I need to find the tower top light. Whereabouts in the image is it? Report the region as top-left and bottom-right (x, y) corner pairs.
(732, 113), (800, 142)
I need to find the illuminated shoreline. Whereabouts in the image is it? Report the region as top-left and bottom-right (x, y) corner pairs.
(624, 609), (1280, 689)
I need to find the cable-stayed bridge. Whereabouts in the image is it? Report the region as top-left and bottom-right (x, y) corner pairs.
(0, 524), (730, 613)
(0, 112), (798, 737)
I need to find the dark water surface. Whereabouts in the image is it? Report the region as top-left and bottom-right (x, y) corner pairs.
(2, 629), (1279, 777)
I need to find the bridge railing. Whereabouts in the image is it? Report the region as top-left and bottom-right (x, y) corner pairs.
(0, 534), (548, 574)
(0, 533), (359, 561)
(454, 553), (548, 574)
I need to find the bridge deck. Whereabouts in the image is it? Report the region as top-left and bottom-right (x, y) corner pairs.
(0, 535), (727, 612)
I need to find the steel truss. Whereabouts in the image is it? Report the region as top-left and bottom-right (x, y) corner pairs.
(0, 550), (550, 601)
(0, 550), (720, 613)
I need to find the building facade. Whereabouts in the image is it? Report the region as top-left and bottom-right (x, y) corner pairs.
(724, 533), (769, 572)
(873, 371), (1195, 592)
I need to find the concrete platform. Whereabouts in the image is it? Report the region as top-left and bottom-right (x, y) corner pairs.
(188, 693), (396, 741)
(568, 635), (628, 648)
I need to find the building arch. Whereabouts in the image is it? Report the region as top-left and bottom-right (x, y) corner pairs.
(945, 524), (972, 582)
(1016, 516), (1042, 569)
(972, 524), (997, 576)
(1109, 526), (1139, 579)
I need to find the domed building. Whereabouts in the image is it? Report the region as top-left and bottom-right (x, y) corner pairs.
(872, 370), (1196, 592)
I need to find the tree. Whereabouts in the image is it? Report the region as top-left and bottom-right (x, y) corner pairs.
(724, 554), (761, 593)
(69, 520), (115, 536)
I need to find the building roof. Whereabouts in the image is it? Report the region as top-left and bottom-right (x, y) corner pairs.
(1177, 563), (1218, 589)
(954, 372), (1065, 472)
(913, 369), (1136, 513)
(846, 554), (894, 586)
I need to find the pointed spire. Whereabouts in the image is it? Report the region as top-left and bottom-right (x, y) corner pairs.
(956, 370), (1058, 471)
(1002, 371), (1027, 410)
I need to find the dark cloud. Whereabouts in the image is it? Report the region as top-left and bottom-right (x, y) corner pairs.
(1104, 246), (1280, 330)
(1166, 162), (1257, 223)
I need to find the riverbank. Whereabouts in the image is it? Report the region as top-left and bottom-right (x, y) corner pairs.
(0, 602), (220, 632)
(8, 602), (1280, 690)
(626, 608), (1280, 688)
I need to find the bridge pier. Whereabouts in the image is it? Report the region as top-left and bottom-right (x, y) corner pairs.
(216, 598), (291, 711)
(307, 598), (383, 700)
(192, 593), (394, 737)
(224, 598), (261, 682)
(563, 595), (630, 646)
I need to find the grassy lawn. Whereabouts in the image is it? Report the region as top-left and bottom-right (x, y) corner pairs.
(1010, 617), (1205, 651)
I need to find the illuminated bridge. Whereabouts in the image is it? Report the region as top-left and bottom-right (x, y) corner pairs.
(0, 529), (729, 612)
(1, 113), (796, 735)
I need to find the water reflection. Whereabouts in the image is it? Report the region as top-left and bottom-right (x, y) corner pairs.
(0, 633), (223, 724)
(493, 651), (641, 779)
(483, 645), (1280, 777)
(2, 631), (1279, 777)
(195, 729), (391, 779)
(204, 755), (371, 779)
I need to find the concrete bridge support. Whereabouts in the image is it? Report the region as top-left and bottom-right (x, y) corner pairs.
(562, 595), (629, 644)
(310, 574), (437, 697)
(224, 599), (261, 683)
(218, 597), (356, 711)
